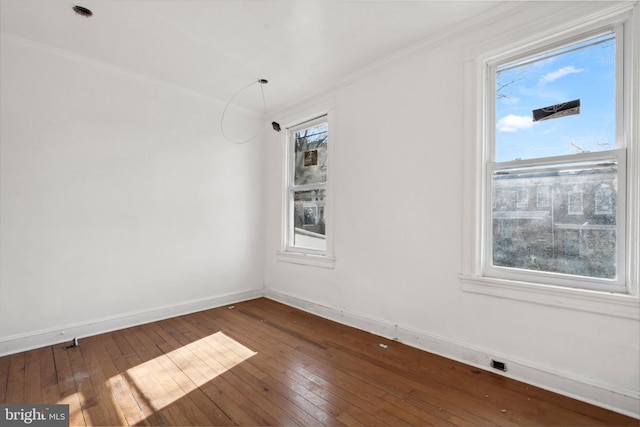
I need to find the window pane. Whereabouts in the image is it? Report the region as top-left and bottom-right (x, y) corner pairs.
(293, 189), (326, 250)
(294, 123), (328, 185)
(492, 162), (617, 279)
(495, 33), (615, 162)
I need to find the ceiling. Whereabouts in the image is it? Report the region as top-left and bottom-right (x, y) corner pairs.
(0, 0), (506, 112)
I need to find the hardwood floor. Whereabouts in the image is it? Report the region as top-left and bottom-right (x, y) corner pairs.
(1, 297), (637, 426)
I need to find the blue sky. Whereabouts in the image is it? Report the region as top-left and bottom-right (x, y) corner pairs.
(495, 33), (616, 162)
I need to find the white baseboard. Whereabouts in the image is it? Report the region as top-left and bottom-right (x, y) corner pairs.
(265, 288), (640, 419)
(0, 288), (264, 357)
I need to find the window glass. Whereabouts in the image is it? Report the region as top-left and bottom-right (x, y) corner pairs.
(491, 161), (618, 279)
(495, 33), (615, 162)
(293, 189), (326, 250)
(294, 123), (328, 185)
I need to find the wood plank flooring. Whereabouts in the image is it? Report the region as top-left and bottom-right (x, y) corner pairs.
(1, 297), (638, 426)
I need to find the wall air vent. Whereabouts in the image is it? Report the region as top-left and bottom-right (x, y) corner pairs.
(491, 359), (507, 372)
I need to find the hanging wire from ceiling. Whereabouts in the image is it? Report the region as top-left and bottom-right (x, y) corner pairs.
(220, 79), (280, 144)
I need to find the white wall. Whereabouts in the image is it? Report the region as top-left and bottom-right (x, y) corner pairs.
(264, 1), (639, 417)
(0, 35), (264, 353)
(1, 0), (637, 418)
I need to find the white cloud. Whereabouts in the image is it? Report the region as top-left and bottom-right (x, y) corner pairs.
(539, 66), (584, 84)
(497, 114), (534, 132)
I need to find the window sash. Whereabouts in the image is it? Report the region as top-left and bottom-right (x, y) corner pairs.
(288, 186), (326, 253)
(484, 149), (627, 293)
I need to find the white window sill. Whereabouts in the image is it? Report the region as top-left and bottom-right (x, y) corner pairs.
(276, 251), (335, 269)
(460, 274), (639, 320)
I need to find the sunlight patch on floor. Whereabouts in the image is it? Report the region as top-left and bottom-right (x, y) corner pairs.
(116, 332), (256, 413)
(56, 391), (89, 426)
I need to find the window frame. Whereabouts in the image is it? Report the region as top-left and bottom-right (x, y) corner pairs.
(461, 3), (639, 318)
(485, 27), (626, 292)
(277, 104), (335, 268)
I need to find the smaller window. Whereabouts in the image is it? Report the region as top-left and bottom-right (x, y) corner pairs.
(595, 184), (614, 214)
(568, 190), (584, 215)
(284, 116), (329, 255)
(564, 230), (581, 256)
(516, 187), (528, 210)
(497, 220), (514, 239)
(537, 185), (550, 208)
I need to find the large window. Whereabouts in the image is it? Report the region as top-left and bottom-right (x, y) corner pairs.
(285, 116), (329, 255)
(462, 5), (639, 302)
(489, 30), (625, 292)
